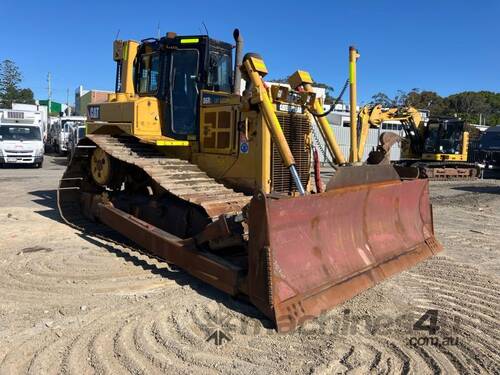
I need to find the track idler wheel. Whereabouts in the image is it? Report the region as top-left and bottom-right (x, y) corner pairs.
(91, 148), (115, 186)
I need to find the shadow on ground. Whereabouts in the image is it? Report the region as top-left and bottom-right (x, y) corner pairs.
(451, 185), (500, 194)
(29, 189), (63, 222)
(77, 232), (269, 326)
(0, 163), (40, 169)
(28, 188), (271, 328)
(46, 153), (69, 166)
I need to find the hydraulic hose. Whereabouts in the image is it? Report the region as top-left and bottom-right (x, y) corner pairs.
(307, 78), (349, 118)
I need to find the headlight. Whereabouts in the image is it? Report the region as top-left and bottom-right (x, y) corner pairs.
(35, 147), (44, 156)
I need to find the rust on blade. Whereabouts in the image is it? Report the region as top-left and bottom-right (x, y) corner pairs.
(248, 177), (442, 332)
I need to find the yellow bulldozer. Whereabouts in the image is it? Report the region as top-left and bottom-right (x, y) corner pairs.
(58, 30), (442, 332)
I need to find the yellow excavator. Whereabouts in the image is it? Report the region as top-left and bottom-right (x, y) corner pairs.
(361, 105), (481, 178)
(58, 30), (442, 332)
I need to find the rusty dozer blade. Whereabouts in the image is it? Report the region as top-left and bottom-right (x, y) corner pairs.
(247, 165), (442, 332)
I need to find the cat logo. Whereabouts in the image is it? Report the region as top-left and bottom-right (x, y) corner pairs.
(88, 106), (100, 120)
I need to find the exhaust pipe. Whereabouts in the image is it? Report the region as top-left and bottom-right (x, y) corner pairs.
(233, 29), (244, 95)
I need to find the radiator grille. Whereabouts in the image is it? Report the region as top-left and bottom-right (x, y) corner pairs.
(7, 111), (24, 119)
(271, 112), (311, 193)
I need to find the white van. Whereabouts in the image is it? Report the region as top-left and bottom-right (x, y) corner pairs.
(0, 109), (44, 168)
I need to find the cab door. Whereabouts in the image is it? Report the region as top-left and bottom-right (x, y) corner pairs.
(167, 49), (200, 139)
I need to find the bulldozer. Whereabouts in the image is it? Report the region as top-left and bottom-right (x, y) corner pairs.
(361, 105), (482, 178)
(58, 30), (442, 332)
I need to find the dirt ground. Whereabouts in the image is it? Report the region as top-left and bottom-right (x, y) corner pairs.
(0, 155), (498, 374)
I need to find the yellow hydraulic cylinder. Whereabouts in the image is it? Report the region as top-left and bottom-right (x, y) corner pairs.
(461, 131), (469, 161)
(288, 70), (346, 165)
(349, 46), (360, 163)
(242, 57), (305, 195)
(302, 84), (346, 165)
(357, 106), (371, 161)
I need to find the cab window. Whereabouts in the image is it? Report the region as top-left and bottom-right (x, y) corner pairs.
(138, 53), (160, 94)
(207, 52), (232, 92)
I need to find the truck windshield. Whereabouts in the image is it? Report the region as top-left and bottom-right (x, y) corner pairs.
(62, 120), (84, 132)
(0, 126), (41, 141)
(78, 127), (86, 139)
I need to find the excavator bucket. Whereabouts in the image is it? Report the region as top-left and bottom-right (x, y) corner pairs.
(247, 165), (442, 332)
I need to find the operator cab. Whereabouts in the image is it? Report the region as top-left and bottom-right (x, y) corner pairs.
(424, 118), (464, 155)
(128, 34), (233, 140)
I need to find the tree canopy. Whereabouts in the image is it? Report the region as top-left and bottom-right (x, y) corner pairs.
(370, 89), (500, 125)
(0, 59), (35, 108)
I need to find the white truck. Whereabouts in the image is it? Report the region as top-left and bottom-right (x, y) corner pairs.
(66, 122), (86, 160)
(49, 116), (86, 155)
(12, 103), (48, 143)
(0, 109), (44, 168)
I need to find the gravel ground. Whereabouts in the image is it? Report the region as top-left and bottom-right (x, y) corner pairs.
(0, 155), (498, 374)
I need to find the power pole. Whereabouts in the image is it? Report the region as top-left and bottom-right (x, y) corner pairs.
(47, 72), (52, 114)
(66, 88), (70, 115)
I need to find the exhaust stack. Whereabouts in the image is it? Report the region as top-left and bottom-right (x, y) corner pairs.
(233, 29), (244, 95)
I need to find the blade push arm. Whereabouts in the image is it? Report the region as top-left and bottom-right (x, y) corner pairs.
(241, 55), (305, 195)
(289, 70), (346, 165)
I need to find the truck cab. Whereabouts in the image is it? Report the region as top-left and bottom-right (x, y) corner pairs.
(66, 122), (86, 160)
(52, 116), (86, 154)
(0, 109), (44, 168)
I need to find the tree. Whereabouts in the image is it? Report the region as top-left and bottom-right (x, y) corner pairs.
(406, 90), (446, 115)
(0, 59), (35, 107)
(445, 92), (490, 123)
(393, 90), (409, 107)
(369, 89), (500, 125)
(370, 92), (393, 107)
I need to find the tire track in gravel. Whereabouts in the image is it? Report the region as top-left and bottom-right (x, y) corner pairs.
(397, 257), (500, 374)
(2, 181), (500, 374)
(0, 233), (190, 375)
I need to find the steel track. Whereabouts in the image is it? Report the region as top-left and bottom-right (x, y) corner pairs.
(57, 134), (251, 260)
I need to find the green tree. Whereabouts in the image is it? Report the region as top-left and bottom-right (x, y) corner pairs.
(370, 92), (393, 107)
(394, 90), (407, 106)
(406, 90), (446, 115)
(445, 92), (490, 123)
(0, 59), (35, 107)
(368, 89), (500, 125)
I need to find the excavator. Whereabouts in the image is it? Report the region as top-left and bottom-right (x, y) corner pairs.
(361, 105), (481, 178)
(58, 30), (442, 332)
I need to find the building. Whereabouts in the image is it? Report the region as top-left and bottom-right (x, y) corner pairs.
(37, 100), (68, 115)
(75, 86), (113, 116)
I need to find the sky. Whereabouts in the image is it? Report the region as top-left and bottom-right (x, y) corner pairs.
(0, 0), (498, 104)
